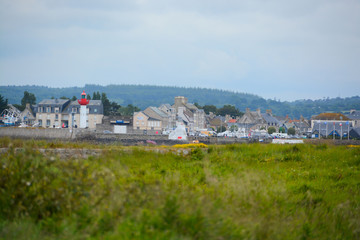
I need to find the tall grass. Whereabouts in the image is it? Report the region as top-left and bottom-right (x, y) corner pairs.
(0, 139), (359, 239)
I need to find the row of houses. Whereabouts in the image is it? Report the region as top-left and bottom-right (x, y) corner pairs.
(133, 96), (206, 133)
(131, 96), (360, 138)
(11, 94), (360, 139)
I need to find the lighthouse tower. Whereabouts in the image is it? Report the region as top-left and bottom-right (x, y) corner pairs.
(78, 91), (90, 128)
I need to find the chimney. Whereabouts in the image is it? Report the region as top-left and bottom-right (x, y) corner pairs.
(256, 108), (261, 115)
(26, 103), (30, 109)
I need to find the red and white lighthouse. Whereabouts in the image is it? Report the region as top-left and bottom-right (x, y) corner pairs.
(78, 91), (89, 128)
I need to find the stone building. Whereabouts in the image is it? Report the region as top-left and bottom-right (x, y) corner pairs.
(34, 99), (103, 129)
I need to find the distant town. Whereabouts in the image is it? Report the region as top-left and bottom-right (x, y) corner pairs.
(1, 90), (359, 141)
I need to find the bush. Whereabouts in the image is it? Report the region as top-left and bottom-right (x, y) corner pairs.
(288, 127), (296, 135)
(268, 127), (276, 134)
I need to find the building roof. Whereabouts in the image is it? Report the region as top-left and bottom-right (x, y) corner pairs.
(312, 113), (350, 121)
(350, 127), (360, 138)
(67, 100), (103, 106)
(63, 100), (104, 114)
(148, 106), (168, 118)
(261, 113), (281, 125)
(345, 110), (360, 120)
(38, 99), (70, 105)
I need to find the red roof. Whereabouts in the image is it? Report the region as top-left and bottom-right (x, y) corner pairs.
(228, 119), (237, 123)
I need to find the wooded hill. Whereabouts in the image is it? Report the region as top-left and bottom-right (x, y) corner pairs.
(1, 84), (359, 119)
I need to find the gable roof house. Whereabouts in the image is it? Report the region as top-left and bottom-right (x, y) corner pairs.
(35, 99), (71, 128)
(345, 110), (360, 127)
(19, 103), (36, 126)
(237, 108), (281, 131)
(237, 108), (266, 130)
(34, 99), (103, 129)
(143, 106), (170, 130)
(171, 96), (206, 132)
(261, 109), (281, 129)
(349, 127), (360, 139)
(133, 111), (162, 132)
(63, 100), (104, 129)
(279, 116), (311, 135)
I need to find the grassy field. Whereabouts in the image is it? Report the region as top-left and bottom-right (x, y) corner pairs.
(0, 138), (359, 239)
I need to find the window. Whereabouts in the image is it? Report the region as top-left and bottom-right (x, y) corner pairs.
(46, 107), (51, 113)
(55, 114), (58, 120)
(39, 120), (42, 126)
(46, 120), (50, 126)
(72, 108), (77, 113)
(94, 109), (97, 113)
(55, 107), (59, 113)
(39, 107), (42, 113)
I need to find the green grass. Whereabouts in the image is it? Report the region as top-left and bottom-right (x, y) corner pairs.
(0, 139), (359, 239)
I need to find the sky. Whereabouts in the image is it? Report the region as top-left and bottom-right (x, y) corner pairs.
(0, 0), (359, 101)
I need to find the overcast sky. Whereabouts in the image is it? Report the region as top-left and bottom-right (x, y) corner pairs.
(1, 0), (359, 101)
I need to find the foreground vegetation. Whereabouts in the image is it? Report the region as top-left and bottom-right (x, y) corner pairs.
(0, 138), (359, 239)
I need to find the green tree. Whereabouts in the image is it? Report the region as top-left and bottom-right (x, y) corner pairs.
(60, 96), (69, 100)
(120, 104), (140, 116)
(279, 127), (285, 133)
(92, 91), (101, 100)
(21, 91), (36, 107)
(0, 94), (8, 113)
(229, 125), (238, 132)
(101, 93), (111, 116)
(194, 102), (202, 109)
(287, 127), (296, 135)
(217, 126), (226, 133)
(109, 102), (121, 116)
(217, 105), (243, 117)
(87, 94), (91, 100)
(268, 127), (276, 134)
(71, 96), (77, 101)
(203, 105), (217, 114)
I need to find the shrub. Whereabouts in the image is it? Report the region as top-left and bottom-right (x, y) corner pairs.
(268, 127), (276, 134)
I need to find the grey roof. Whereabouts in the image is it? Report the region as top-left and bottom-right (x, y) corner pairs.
(160, 103), (172, 109)
(148, 117), (161, 121)
(36, 99), (71, 113)
(149, 107), (168, 118)
(185, 103), (198, 111)
(63, 100), (103, 114)
(294, 121), (310, 129)
(261, 113), (281, 126)
(67, 100), (103, 106)
(345, 110), (360, 120)
(350, 127), (360, 138)
(38, 99), (70, 105)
